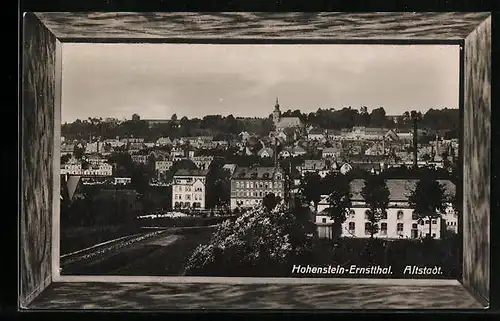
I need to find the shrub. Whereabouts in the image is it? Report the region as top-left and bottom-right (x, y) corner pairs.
(183, 202), (313, 276)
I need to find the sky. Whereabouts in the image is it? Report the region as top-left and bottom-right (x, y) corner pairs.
(61, 43), (459, 123)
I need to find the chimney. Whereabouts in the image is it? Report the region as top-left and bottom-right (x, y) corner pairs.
(435, 133), (440, 158)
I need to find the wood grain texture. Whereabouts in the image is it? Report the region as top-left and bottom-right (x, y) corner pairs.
(34, 12), (490, 40)
(28, 282), (482, 309)
(20, 13), (57, 307)
(463, 16), (491, 304)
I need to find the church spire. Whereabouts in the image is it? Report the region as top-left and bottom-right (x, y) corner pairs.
(275, 97), (280, 110)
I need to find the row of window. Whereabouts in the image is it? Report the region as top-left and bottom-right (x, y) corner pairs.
(173, 193), (203, 201)
(233, 191), (282, 198)
(235, 199), (262, 206)
(349, 209), (443, 222)
(234, 181), (283, 189)
(173, 185), (203, 192)
(174, 201), (202, 208)
(321, 220), (439, 235)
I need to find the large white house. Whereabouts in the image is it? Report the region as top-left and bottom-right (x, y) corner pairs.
(315, 179), (457, 240)
(60, 157), (113, 176)
(155, 160), (174, 173)
(172, 169), (208, 209)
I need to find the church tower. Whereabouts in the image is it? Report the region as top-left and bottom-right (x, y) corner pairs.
(273, 97), (281, 125)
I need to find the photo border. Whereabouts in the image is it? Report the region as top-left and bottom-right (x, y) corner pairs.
(20, 12), (491, 310)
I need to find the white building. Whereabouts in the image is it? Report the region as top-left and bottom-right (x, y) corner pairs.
(155, 160), (174, 173)
(315, 179), (457, 240)
(130, 154), (148, 165)
(172, 169), (208, 209)
(190, 156), (214, 170)
(60, 158), (113, 176)
(85, 142), (101, 154)
(113, 177), (132, 185)
(322, 147), (342, 159)
(156, 137), (173, 146)
(258, 147), (274, 159)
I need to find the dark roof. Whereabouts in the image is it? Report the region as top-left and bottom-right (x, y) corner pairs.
(364, 127), (388, 133)
(232, 166), (284, 180)
(174, 169), (209, 177)
(309, 128), (325, 135)
(349, 179), (456, 202)
(345, 155), (388, 163)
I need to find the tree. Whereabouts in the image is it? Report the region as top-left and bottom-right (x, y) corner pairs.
(263, 193), (279, 211)
(408, 176), (448, 238)
(132, 113), (141, 121)
(61, 154), (71, 165)
(369, 107), (386, 127)
(361, 175), (390, 238)
(73, 145), (84, 160)
(207, 166), (231, 209)
(183, 202), (314, 276)
(171, 114), (178, 121)
(299, 172), (322, 212)
(325, 174), (352, 238)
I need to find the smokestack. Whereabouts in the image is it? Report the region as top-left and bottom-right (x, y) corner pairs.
(413, 118), (418, 169)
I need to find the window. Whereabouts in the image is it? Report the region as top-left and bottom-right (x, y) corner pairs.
(322, 218), (327, 223)
(397, 210), (404, 220)
(411, 223), (418, 238)
(397, 223), (404, 233)
(365, 210), (370, 220)
(365, 222), (371, 235)
(432, 233), (436, 238)
(349, 209), (355, 218)
(246, 182), (250, 188)
(425, 220), (430, 224)
(412, 212), (418, 220)
(380, 223), (387, 235)
(269, 182), (273, 189)
(250, 182), (254, 188)
(420, 221), (424, 225)
(381, 211), (387, 220)
(348, 222), (355, 232)
(431, 219), (437, 224)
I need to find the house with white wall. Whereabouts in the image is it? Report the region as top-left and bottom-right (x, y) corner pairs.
(315, 179), (457, 240)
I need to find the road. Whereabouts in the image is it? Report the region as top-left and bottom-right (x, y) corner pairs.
(61, 226), (215, 276)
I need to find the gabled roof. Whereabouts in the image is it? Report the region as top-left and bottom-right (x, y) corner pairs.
(349, 179), (456, 202)
(232, 166), (284, 180)
(174, 169), (209, 177)
(308, 128), (325, 135)
(258, 147), (274, 157)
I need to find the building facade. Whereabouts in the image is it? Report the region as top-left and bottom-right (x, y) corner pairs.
(172, 169), (208, 209)
(230, 166), (285, 210)
(315, 179), (457, 240)
(155, 160), (174, 173)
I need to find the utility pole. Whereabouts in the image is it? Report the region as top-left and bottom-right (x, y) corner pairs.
(411, 112), (420, 169)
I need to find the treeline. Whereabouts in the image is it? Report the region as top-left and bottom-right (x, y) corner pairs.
(62, 114), (273, 142)
(61, 107), (458, 142)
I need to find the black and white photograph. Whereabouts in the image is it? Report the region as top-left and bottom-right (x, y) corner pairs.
(20, 12), (491, 310)
(58, 43), (463, 278)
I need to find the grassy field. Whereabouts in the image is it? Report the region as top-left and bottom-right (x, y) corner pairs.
(63, 226), (216, 276)
(60, 224), (141, 255)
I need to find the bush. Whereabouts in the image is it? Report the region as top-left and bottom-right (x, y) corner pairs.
(183, 202), (314, 276)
